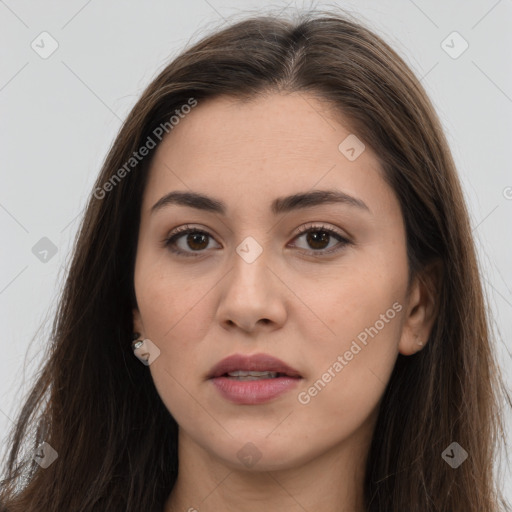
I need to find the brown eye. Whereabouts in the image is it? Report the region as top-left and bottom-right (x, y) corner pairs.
(185, 232), (209, 251)
(291, 224), (351, 256)
(304, 230), (331, 250)
(163, 227), (220, 257)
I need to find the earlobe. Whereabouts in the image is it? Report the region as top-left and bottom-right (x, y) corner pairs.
(398, 260), (443, 356)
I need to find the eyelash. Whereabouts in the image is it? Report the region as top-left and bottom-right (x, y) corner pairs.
(162, 223), (351, 258)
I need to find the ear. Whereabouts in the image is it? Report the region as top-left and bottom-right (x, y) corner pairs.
(132, 307), (145, 339)
(398, 259), (443, 356)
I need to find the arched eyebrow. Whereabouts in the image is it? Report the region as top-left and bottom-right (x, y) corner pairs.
(150, 189), (371, 216)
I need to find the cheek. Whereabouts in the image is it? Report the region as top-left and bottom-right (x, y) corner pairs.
(293, 298), (401, 444)
(300, 259), (405, 353)
(292, 261), (405, 418)
(134, 263), (211, 406)
(135, 249), (214, 342)
(135, 270), (215, 421)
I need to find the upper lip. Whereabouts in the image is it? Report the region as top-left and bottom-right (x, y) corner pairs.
(208, 353), (302, 379)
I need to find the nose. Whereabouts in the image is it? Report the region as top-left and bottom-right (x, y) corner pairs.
(216, 247), (287, 334)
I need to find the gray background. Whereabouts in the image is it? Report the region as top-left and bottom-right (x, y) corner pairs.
(1, 0), (511, 499)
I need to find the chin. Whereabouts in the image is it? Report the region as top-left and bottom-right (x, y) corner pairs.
(210, 432), (314, 472)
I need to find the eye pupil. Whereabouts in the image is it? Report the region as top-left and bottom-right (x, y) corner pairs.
(307, 231), (330, 249)
(187, 233), (209, 250)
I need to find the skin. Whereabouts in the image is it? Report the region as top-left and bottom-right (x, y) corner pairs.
(132, 92), (438, 512)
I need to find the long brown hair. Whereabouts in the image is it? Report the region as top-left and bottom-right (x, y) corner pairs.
(1, 8), (510, 511)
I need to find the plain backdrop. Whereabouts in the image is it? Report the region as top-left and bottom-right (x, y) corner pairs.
(1, 0), (511, 501)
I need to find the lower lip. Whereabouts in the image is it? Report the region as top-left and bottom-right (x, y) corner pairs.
(210, 376), (301, 405)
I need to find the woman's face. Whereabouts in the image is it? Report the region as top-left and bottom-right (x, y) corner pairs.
(133, 92), (425, 471)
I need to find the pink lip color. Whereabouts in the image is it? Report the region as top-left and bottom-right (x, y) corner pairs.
(207, 353), (302, 405)
(210, 376), (300, 405)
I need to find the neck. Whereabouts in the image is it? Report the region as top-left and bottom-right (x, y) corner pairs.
(164, 419), (375, 512)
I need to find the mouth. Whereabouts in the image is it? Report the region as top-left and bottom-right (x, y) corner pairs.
(207, 353), (303, 405)
(220, 370), (296, 381)
(207, 353), (302, 380)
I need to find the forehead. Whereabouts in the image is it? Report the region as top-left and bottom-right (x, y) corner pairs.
(142, 93), (398, 221)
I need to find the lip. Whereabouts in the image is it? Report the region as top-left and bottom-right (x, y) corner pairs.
(208, 353), (302, 379)
(208, 353), (302, 405)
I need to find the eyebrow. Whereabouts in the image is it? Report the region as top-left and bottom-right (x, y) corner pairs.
(150, 189), (371, 216)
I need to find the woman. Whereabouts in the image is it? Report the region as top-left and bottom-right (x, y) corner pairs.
(1, 8), (510, 512)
